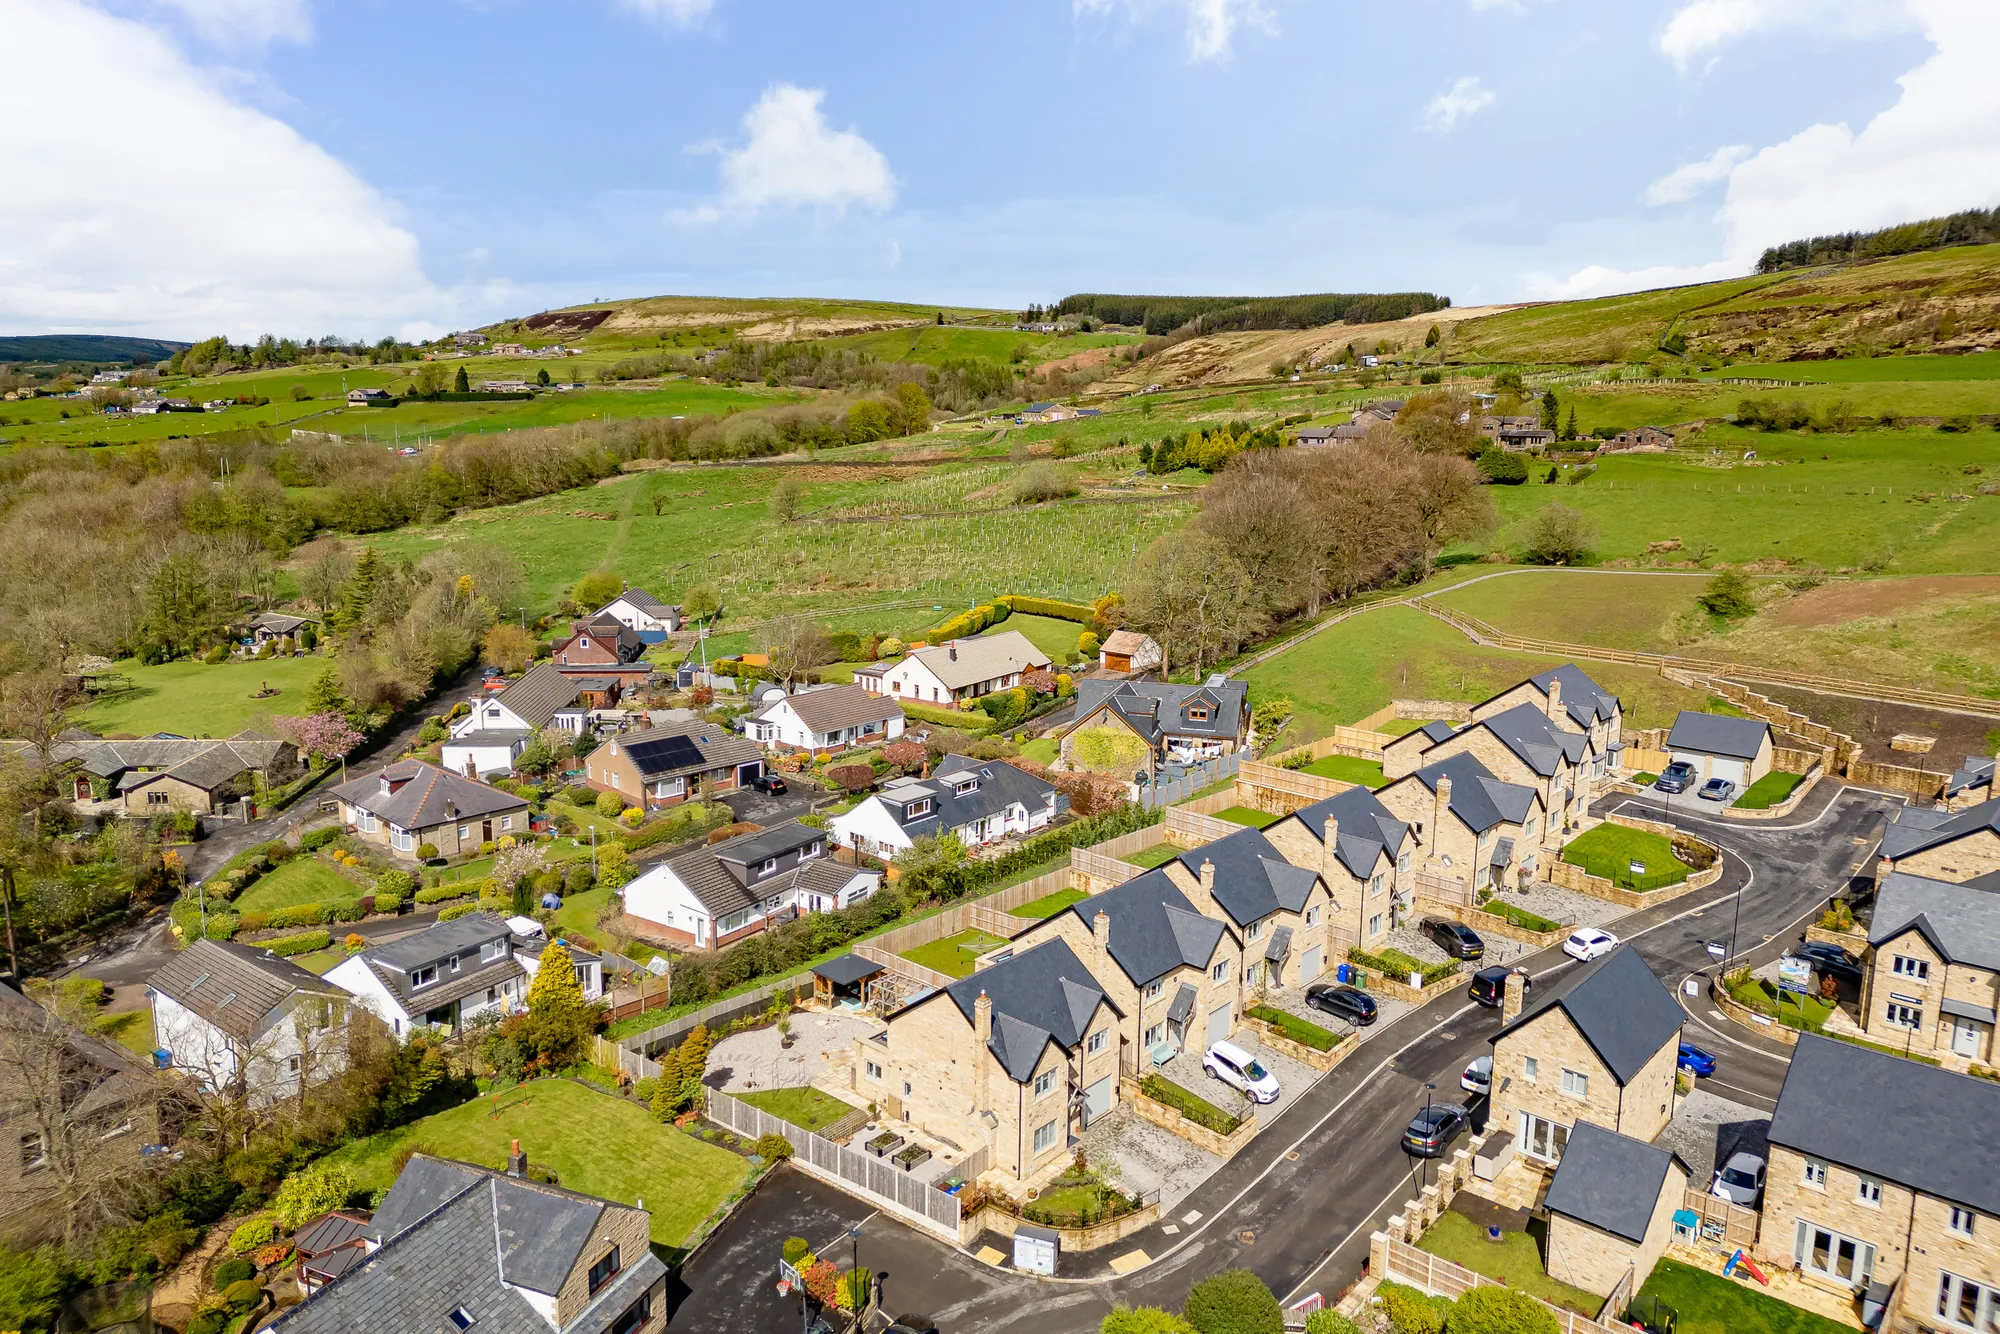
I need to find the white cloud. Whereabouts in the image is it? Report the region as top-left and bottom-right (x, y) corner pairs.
(0, 0), (442, 339)
(1659, 0), (1913, 69)
(1643, 144), (1751, 205)
(1420, 76), (1494, 132)
(146, 0), (310, 46)
(617, 0), (713, 28)
(709, 84), (896, 213)
(1073, 0), (1276, 63)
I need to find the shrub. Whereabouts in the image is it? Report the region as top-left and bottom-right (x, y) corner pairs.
(782, 1236), (812, 1266)
(1476, 448), (1527, 484)
(300, 827), (341, 851)
(439, 902), (480, 922)
(1138, 1075), (1240, 1135)
(1183, 1268), (1282, 1334)
(187, 1314), (226, 1334)
(1102, 1310), (1198, 1334)
(564, 862), (594, 895)
(1378, 1283), (1449, 1334)
(619, 807), (643, 827)
(372, 892), (403, 914)
(220, 1279), (262, 1313)
(227, 1217), (276, 1254)
(1303, 1313), (1359, 1334)
(267, 902), (331, 929)
(236, 911), (269, 933)
(596, 789), (627, 818)
(753, 1133), (794, 1161)
(273, 1161), (356, 1230)
(264, 929), (332, 957)
(826, 763), (876, 794)
(377, 869), (414, 898)
(415, 881), (483, 905)
(1445, 1287), (1556, 1334)
(212, 1259), (255, 1287)
(597, 843), (634, 888)
(328, 900), (366, 923)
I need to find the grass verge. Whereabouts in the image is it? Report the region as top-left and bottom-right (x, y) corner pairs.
(1560, 823), (1689, 890)
(1735, 771), (1806, 810)
(1244, 1004), (1339, 1051)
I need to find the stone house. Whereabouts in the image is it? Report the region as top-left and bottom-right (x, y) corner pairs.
(1604, 426), (1675, 451)
(1878, 797), (2000, 885)
(741, 683), (905, 757)
(1665, 710), (1774, 789)
(620, 820), (879, 950)
(857, 938), (1123, 1184)
(550, 615), (653, 690)
(1947, 755), (1995, 812)
(324, 913), (602, 1040)
(149, 938), (352, 1103)
(328, 761), (528, 858)
(854, 630), (1051, 710)
(1151, 829), (1329, 992)
(268, 1152), (666, 1334)
(1006, 868), (1243, 1071)
(1540, 1121), (1691, 1298)
(1060, 677), (1250, 772)
(443, 661), (607, 778)
(1468, 665), (1625, 778)
(1488, 946), (1684, 1166)
(1859, 868), (2000, 1066)
(582, 721), (764, 808)
(1097, 630), (1162, 675)
(38, 733), (297, 815)
(828, 754), (1060, 858)
(1761, 1034), (2000, 1331)
(1387, 695), (1598, 841)
(1260, 786), (1416, 963)
(1376, 752), (1547, 903)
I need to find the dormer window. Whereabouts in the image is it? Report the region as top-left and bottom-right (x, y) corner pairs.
(411, 965), (437, 989)
(1188, 705), (1210, 722)
(905, 798), (932, 818)
(449, 954), (460, 973)
(955, 779), (978, 796)
(481, 940), (507, 963)
(806, 841), (822, 858)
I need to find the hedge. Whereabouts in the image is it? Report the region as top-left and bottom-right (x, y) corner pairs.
(898, 700), (996, 734)
(1245, 1004), (1339, 1051)
(372, 892), (404, 914)
(1348, 946), (1459, 987)
(438, 902), (481, 922)
(416, 880), (487, 905)
(266, 902), (332, 929)
(912, 803), (1161, 903)
(620, 805), (731, 852)
(999, 593), (1096, 623)
(264, 929), (331, 957)
(171, 899), (240, 941)
(1139, 1074), (1240, 1134)
(300, 828), (342, 852)
(928, 601), (1008, 642)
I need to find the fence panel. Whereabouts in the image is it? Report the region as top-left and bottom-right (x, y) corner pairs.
(1164, 806), (1241, 846)
(1071, 846), (1142, 889)
(1378, 1236), (1629, 1334)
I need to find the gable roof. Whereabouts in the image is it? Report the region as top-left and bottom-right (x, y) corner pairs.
(1402, 752), (1539, 834)
(866, 754), (1058, 837)
(599, 587), (678, 618)
(1044, 867), (1233, 988)
(1667, 710), (1771, 761)
(1169, 825), (1320, 926)
(1100, 630), (1156, 656)
(934, 937), (1118, 1083)
(1881, 796), (2000, 862)
(605, 721), (762, 780)
(1471, 702), (1591, 778)
(1770, 1034), (2000, 1217)
(1869, 869), (2000, 972)
(1527, 664), (1621, 730)
(486, 661), (592, 731)
(1071, 678), (1249, 745)
(751, 683), (903, 735)
(150, 938), (346, 1042)
(329, 761), (526, 831)
(1275, 786), (1411, 879)
(905, 630), (1050, 690)
(558, 619), (645, 661)
(1492, 945), (1682, 1085)
(1949, 755), (1996, 798)
(646, 821), (865, 919)
(0, 979), (158, 1121)
(42, 734), (290, 782)
(1543, 1122), (1687, 1244)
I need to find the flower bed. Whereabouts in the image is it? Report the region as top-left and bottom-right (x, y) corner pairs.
(866, 1131), (904, 1158)
(1349, 946), (1459, 987)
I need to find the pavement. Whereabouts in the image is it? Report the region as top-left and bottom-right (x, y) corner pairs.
(667, 779), (1902, 1331)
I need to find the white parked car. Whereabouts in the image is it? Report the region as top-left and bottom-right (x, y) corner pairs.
(1712, 1152), (1766, 1207)
(1563, 927), (1619, 962)
(1203, 1040), (1281, 1104)
(1461, 1056), (1492, 1097)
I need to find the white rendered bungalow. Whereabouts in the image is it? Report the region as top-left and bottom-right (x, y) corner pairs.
(743, 684), (905, 756)
(621, 819), (880, 950)
(324, 913), (602, 1040)
(591, 587), (681, 638)
(829, 754), (1061, 859)
(148, 939), (353, 1104)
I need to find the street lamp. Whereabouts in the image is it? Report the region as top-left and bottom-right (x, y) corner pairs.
(1418, 1081), (1439, 1195)
(848, 1224), (862, 1316)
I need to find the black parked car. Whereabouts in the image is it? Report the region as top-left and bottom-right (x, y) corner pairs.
(1303, 983), (1378, 1026)
(750, 772), (788, 795)
(1468, 965), (1530, 1009)
(1422, 917), (1485, 960)
(886, 1317), (939, 1334)
(1654, 761), (1697, 794)
(1402, 1102), (1470, 1157)
(1794, 939), (1864, 985)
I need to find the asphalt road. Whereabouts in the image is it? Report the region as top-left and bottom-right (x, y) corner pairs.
(668, 780), (1904, 1333)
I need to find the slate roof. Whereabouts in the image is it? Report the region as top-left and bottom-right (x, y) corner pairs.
(486, 661), (593, 730)
(1045, 867), (1233, 988)
(1492, 945), (1682, 1085)
(605, 721), (761, 780)
(1769, 1034), (2000, 1217)
(1276, 786), (1411, 879)
(600, 587), (678, 619)
(275, 1155), (665, 1334)
(1070, 678), (1249, 746)
(811, 954), (884, 985)
(1169, 825), (1320, 928)
(41, 734), (290, 783)
(1527, 664), (1621, 730)
(1418, 721), (1458, 744)
(651, 821), (866, 918)
(0, 979), (158, 1123)
(1473, 702), (1591, 778)
(1543, 1122), (1686, 1244)
(1404, 752), (1539, 835)
(904, 630), (1050, 690)
(150, 938), (346, 1042)
(749, 683), (902, 735)
(329, 761), (526, 832)
(293, 1211), (371, 1258)
(345, 913), (528, 1015)
(1869, 869), (2000, 972)
(1667, 710), (1771, 761)
(933, 938), (1118, 1083)
(1881, 796), (2000, 861)
(250, 611), (311, 635)
(1949, 755), (1996, 798)
(869, 754), (1059, 837)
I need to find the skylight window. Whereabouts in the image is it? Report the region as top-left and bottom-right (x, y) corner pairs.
(448, 1307), (476, 1330)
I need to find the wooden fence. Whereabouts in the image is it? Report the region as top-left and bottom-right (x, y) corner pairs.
(1071, 846), (1143, 892)
(1235, 760), (1354, 815)
(1680, 1187), (1760, 1250)
(1373, 1235), (1633, 1334)
(1164, 806), (1244, 846)
(618, 975), (817, 1060)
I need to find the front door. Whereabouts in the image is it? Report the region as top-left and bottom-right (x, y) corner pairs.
(1206, 1004), (1232, 1048)
(1301, 946), (1323, 983)
(1082, 1075), (1113, 1127)
(481, 819), (493, 843)
(1955, 1016), (1984, 1057)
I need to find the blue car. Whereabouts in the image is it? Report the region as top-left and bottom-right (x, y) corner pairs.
(1678, 1041), (1717, 1078)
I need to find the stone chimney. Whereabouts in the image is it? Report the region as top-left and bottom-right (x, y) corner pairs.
(506, 1138), (527, 1178)
(1432, 774), (1453, 849)
(1092, 909), (1111, 958)
(1320, 815), (1341, 883)
(973, 990), (993, 1111)
(949, 642), (958, 662)
(1544, 675), (1564, 725)
(1198, 859), (1216, 909)
(1501, 970), (1525, 1025)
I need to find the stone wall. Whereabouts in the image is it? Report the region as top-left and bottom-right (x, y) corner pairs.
(1119, 1075), (1260, 1158)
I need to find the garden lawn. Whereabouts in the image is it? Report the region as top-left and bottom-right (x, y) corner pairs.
(737, 1087), (860, 1133)
(92, 1010), (155, 1058)
(1728, 975), (1835, 1031)
(1018, 737), (1058, 766)
(320, 1078), (748, 1247)
(1635, 1258), (1857, 1334)
(234, 858), (365, 914)
(1012, 887), (1089, 919)
(1213, 806), (1279, 829)
(1416, 1211), (1602, 1317)
(79, 656), (325, 738)
(981, 613), (1087, 662)
(901, 928), (1010, 979)
(1560, 822), (1688, 888)
(1736, 771), (1806, 810)
(1119, 845), (1180, 870)
(1300, 755), (1386, 788)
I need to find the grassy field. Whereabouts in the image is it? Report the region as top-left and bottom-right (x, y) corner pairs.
(821, 325), (1139, 369)
(901, 928), (1010, 978)
(1417, 1211), (1602, 1316)
(79, 656), (325, 737)
(1213, 806), (1279, 828)
(1560, 823), (1686, 887)
(1715, 349), (2000, 382)
(979, 612), (1088, 662)
(1299, 755), (1387, 787)
(1013, 887), (1089, 919)
(736, 1086), (859, 1133)
(1735, 770), (1806, 809)
(1634, 1258), (1856, 1334)
(319, 1078), (748, 1247)
(234, 858), (364, 913)
(1435, 571), (1715, 653)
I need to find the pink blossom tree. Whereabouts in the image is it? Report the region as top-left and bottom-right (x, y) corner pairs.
(275, 712), (366, 768)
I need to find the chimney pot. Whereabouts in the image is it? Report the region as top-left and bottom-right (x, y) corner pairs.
(1092, 909), (1111, 953)
(506, 1139), (527, 1178)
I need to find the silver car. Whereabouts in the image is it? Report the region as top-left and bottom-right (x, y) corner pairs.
(1712, 1151), (1766, 1206)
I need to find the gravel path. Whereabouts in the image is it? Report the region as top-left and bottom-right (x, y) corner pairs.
(705, 1012), (879, 1093)
(1076, 1105), (1224, 1213)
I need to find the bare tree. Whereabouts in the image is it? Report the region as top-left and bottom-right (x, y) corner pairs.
(294, 538), (354, 615)
(1196, 458), (1319, 616)
(1123, 529), (1264, 678)
(764, 616), (832, 688)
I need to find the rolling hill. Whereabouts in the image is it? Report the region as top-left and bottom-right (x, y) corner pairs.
(0, 334), (190, 364)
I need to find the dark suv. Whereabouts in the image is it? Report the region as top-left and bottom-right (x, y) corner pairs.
(1654, 761), (1697, 794)
(1304, 983), (1379, 1026)
(1401, 1102), (1469, 1157)
(1794, 939), (1863, 985)
(1469, 965), (1530, 1008)
(1422, 917), (1485, 960)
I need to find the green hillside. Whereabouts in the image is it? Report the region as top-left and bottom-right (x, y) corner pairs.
(0, 334), (189, 364)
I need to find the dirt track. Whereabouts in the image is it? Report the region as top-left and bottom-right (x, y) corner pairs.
(1771, 575), (2000, 628)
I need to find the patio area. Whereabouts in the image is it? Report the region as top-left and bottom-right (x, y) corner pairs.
(705, 1011), (880, 1095)
(1074, 1103), (1225, 1213)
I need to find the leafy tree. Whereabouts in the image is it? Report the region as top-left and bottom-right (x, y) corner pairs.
(143, 551), (216, 657)
(1698, 567), (1757, 618)
(302, 666), (353, 718)
(1442, 1287), (1556, 1334)
(0, 1246), (69, 1333)
(596, 843), (634, 889)
(894, 381), (933, 435)
(537, 367), (551, 386)
(682, 581), (722, 623)
(1077, 630), (1102, 657)
(769, 476), (805, 523)
(1102, 1309), (1198, 1334)
(1071, 724), (1150, 775)
(1183, 1268), (1282, 1334)
(272, 1160), (356, 1230)
(513, 942), (596, 1069)
(1424, 324), (1442, 347)
(274, 712), (365, 766)
(570, 570), (623, 610)
(1539, 387), (1560, 433)
(481, 623), (535, 673)
(514, 730), (560, 777)
(1519, 503), (1598, 566)
(453, 365), (470, 392)
(1475, 448), (1527, 484)
(846, 399), (894, 443)
(894, 834), (969, 901)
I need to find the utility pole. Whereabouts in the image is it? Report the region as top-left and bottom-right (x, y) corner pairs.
(0, 866), (19, 984)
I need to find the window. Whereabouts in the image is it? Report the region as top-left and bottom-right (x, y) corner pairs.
(1188, 705), (1210, 722)
(1892, 955), (1931, 981)
(1795, 1220), (1874, 1287)
(759, 858), (777, 876)
(864, 1060), (882, 1081)
(1246, 963), (1263, 987)
(499, 815), (513, 831)
(1368, 914), (1383, 937)
(481, 940), (507, 963)
(1856, 1176), (1883, 1207)
(1211, 960), (1229, 982)
(1306, 907), (1320, 927)
(1370, 873), (1385, 895)
(459, 824), (471, 841)
(1033, 1120), (1058, 1155)
(1523, 1057), (1539, 1082)
(1145, 980), (1164, 1000)
(20, 1132), (46, 1172)
(903, 1080), (912, 1096)
(1886, 1001), (1923, 1030)
(1144, 1023), (1164, 1046)
(1397, 852), (1410, 873)
(391, 825), (413, 852)
(1952, 1207), (1977, 1238)
(357, 810), (378, 834)
(1524, 819), (1538, 840)
(1517, 1113), (1568, 1164)
(906, 798), (932, 819)
(1034, 1070), (1057, 1098)
(1561, 1068), (1589, 1099)
(449, 954), (460, 973)
(1087, 1030), (1107, 1055)
(411, 965), (438, 989)
(287, 1055), (301, 1074)
(1938, 1272), (1996, 1331)
(587, 1246), (621, 1296)
(1802, 1157), (1828, 1189)
(448, 1307), (477, 1330)
(609, 1294), (653, 1334)
(807, 841), (823, 858)
(1247, 921), (1262, 942)
(147, 791), (170, 807)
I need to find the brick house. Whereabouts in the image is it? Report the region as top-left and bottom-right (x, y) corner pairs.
(582, 721), (763, 808)
(1006, 867), (1244, 1070)
(1540, 1122), (1691, 1298)
(1260, 786), (1416, 963)
(854, 630), (1050, 709)
(149, 938), (351, 1104)
(828, 754), (1060, 858)
(856, 937), (1123, 1183)
(1859, 868), (2000, 1066)
(1488, 946), (1684, 1165)
(741, 683), (905, 756)
(269, 1152), (666, 1334)
(1666, 711), (1774, 790)
(1376, 752), (1547, 904)
(620, 820), (879, 950)
(550, 616), (653, 690)
(1878, 798), (2000, 885)
(328, 761), (528, 858)
(1059, 677), (1250, 772)
(1760, 1035), (2000, 1331)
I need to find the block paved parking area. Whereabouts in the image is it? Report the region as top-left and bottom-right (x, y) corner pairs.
(1154, 1025), (1320, 1121)
(1259, 983), (1415, 1037)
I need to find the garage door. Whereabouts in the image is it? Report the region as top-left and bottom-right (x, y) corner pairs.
(1300, 946), (1323, 983)
(1206, 1005), (1232, 1047)
(1082, 1074), (1113, 1126)
(1711, 758), (1747, 787)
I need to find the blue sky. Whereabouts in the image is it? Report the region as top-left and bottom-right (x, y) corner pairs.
(3, 0), (1995, 339)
